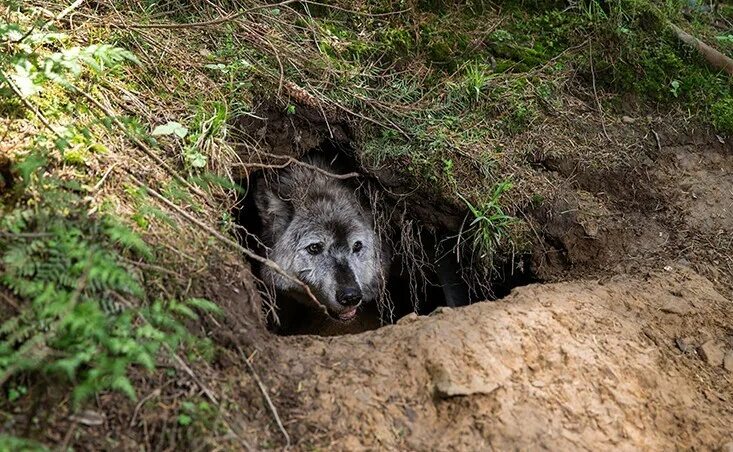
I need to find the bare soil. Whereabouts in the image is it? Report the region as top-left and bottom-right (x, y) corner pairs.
(265, 267), (732, 450)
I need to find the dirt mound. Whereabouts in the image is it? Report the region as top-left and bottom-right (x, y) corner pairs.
(260, 268), (733, 450)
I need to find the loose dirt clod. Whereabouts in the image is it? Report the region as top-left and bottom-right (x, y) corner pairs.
(661, 297), (693, 315)
(724, 352), (733, 373)
(699, 341), (725, 367)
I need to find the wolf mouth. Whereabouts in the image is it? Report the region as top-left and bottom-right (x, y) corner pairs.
(335, 305), (359, 322)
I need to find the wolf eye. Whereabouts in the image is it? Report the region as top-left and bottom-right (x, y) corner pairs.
(306, 243), (323, 255)
(352, 241), (363, 253)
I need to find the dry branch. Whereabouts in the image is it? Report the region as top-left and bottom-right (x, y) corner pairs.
(234, 154), (361, 180)
(669, 23), (733, 76)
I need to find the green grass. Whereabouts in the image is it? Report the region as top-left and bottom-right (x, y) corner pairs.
(458, 180), (516, 265)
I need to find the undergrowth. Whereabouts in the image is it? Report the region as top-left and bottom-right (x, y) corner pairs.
(1, 5), (221, 446)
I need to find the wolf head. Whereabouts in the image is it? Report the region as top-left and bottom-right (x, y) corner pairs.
(255, 159), (387, 322)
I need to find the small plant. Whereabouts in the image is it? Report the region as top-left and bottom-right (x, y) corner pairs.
(670, 79), (681, 98)
(457, 180), (516, 263)
(174, 397), (225, 448)
(462, 62), (492, 102)
(0, 14), (222, 446)
(0, 152), (221, 406)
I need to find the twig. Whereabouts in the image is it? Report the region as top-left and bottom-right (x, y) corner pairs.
(0, 232), (53, 238)
(588, 39), (611, 142)
(59, 420), (79, 451)
(125, 172), (321, 307)
(0, 291), (20, 311)
(92, 162), (118, 192)
(56, 0), (85, 20)
(165, 343), (219, 404)
(237, 345), (290, 448)
(129, 388), (162, 427)
(121, 257), (184, 278)
(234, 156), (360, 180)
(669, 23), (733, 76)
(651, 129), (662, 152)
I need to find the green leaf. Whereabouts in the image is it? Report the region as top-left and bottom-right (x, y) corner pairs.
(185, 150), (207, 168)
(111, 376), (137, 400)
(10, 62), (41, 98)
(151, 121), (188, 139)
(177, 414), (193, 426)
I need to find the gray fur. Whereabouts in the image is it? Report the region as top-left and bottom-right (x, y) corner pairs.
(255, 157), (389, 322)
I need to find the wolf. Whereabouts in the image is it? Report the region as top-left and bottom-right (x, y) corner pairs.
(254, 156), (389, 326)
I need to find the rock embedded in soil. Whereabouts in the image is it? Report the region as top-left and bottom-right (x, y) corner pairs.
(699, 341), (725, 367)
(724, 352), (733, 373)
(676, 337), (697, 354)
(660, 297), (693, 315)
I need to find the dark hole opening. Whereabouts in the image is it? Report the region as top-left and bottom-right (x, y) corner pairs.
(233, 140), (538, 336)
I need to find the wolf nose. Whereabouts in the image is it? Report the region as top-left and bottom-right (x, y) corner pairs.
(336, 288), (362, 306)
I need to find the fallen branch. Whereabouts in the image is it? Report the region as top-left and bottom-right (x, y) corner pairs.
(669, 23), (733, 76)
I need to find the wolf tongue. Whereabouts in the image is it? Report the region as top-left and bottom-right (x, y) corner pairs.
(339, 308), (357, 320)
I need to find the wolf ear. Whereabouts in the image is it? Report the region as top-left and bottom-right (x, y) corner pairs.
(254, 181), (294, 241)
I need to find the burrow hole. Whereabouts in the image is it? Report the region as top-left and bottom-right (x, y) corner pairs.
(234, 140), (537, 335)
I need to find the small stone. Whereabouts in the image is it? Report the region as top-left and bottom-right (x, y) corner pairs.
(699, 341), (725, 367)
(396, 312), (419, 325)
(431, 306), (453, 316)
(660, 298), (692, 315)
(69, 410), (105, 426)
(724, 352), (733, 373)
(622, 115), (636, 124)
(675, 337), (696, 354)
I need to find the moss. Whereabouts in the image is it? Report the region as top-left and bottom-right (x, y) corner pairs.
(711, 98), (733, 135)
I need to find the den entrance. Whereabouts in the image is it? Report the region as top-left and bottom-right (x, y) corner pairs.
(233, 137), (536, 336)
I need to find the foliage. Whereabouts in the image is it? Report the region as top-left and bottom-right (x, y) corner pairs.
(458, 180), (516, 265)
(0, 7), (221, 446)
(0, 10), (139, 157)
(0, 152), (219, 407)
(0, 434), (48, 452)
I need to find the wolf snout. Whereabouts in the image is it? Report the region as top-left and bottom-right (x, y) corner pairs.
(336, 287), (362, 306)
